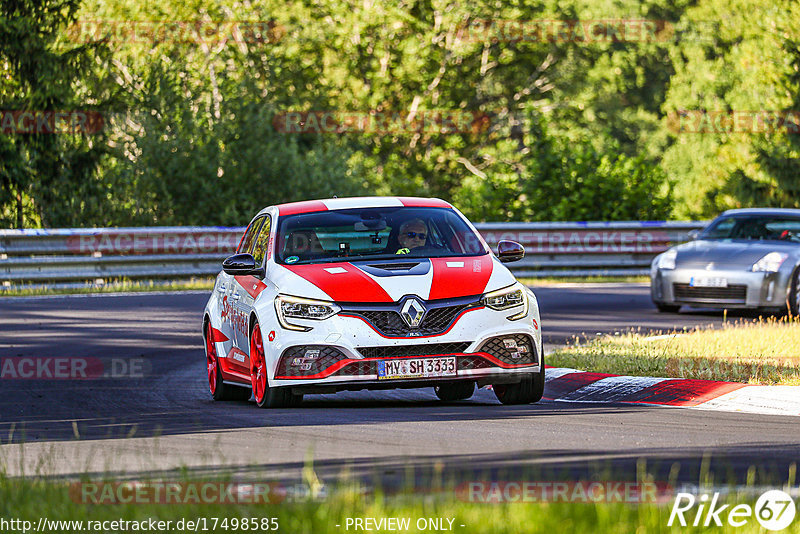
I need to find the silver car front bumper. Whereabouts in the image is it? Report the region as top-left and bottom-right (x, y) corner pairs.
(651, 267), (791, 309)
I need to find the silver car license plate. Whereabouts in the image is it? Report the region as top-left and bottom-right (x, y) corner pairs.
(689, 276), (728, 288)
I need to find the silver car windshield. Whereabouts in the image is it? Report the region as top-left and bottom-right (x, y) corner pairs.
(701, 215), (800, 242)
(275, 207), (488, 265)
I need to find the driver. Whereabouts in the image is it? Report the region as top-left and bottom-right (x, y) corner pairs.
(396, 218), (429, 254)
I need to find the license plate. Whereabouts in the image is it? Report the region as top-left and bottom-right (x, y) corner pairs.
(377, 357), (457, 380)
(689, 276), (728, 288)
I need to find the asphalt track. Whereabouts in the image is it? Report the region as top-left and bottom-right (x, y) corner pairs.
(0, 284), (797, 489)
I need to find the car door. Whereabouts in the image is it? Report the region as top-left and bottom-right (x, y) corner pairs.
(233, 214), (272, 366)
(221, 216), (265, 375)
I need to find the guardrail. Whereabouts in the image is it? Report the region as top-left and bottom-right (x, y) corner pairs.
(0, 221), (706, 287)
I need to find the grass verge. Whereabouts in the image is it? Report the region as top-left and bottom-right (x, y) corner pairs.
(0, 278), (215, 297)
(520, 275), (649, 285)
(548, 317), (800, 385)
(0, 475), (795, 533)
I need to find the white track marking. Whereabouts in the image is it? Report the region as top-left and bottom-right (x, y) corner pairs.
(694, 386), (800, 416)
(544, 367), (585, 381)
(546, 367), (800, 416)
(560, 375), (670, 402)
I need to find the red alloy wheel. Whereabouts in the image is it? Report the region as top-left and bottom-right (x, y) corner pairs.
(205, 323), (218, 395)
(250, 324), (267, 404)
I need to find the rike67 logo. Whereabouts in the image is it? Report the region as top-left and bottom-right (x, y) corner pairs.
(669, 490), (796, 530)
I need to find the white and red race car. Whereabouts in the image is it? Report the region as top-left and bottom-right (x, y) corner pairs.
(202, 197), (544, 408)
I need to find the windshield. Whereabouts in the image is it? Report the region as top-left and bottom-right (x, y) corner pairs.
(701, 215), (800, 242)
(275, 207), (487, 264)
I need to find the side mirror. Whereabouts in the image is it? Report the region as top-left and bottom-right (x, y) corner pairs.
(687, 229), (700, 241)
(497, 240), (525, 263)
(222, 253), (264, 277)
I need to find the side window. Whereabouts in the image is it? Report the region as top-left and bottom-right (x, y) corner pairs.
(237, 217), (265, 254)
(252, 216), (272, 265)
(704, 217), (735, 239)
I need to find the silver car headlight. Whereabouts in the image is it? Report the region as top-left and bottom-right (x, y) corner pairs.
(657, 249), (677, 270)
(752, 252), (788, 273)
(481, 282), (528, 320)
(275, 295), (340, 331)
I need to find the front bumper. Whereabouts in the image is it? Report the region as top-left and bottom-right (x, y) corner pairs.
(651, 267), (790, 309)
(265, 296), (542, 388)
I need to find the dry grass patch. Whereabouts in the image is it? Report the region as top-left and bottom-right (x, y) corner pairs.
(549, 317), (800, 385)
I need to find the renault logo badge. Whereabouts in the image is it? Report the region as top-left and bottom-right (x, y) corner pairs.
(400, 298), (426, 328)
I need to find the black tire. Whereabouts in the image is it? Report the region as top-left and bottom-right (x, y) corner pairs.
(213, 362), (252, 402)
(256, 387), (304, 408)
(493, 354), (545, 405)
(655, 302), (681, 313)
(789, 268), (800, 318)
(434, 381), (475, 401)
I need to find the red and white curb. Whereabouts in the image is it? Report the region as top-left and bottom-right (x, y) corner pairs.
(544, 367), (800, 416)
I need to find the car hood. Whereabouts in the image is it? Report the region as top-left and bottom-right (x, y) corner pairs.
(672, 239), (798, 269)
(271, 254), (515, 303)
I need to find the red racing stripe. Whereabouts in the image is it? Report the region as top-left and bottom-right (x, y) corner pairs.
(397, 197), (451, 208)
(209, 327), (229, 343)
(428, 255), (493, 300)
(278, 200), (328, 216)
(284, 263), (393, 303)
(234, 275), (268, 299)
(218, 347), (251, 383)
(624, 379), (746, 407)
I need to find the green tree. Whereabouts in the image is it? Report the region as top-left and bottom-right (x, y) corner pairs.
(0, 0), (116, 227)
(661, 0), (800, 217)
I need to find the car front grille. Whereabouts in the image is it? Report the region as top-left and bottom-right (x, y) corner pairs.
(476, 334), (538, 365)
(672, 283), (747, 303)
(357, 342), (472, 359)
(457, 355), (494, 371)
(336, 360), (377, 376)
(275, 345), (347, 378)
(341, 297), (480, 337)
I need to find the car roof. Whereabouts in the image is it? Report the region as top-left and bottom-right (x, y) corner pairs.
(720, 207), (800, 217)
(270, 196), (453, 217)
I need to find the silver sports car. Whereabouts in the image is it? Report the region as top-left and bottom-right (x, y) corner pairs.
(651, 208), (800, 314)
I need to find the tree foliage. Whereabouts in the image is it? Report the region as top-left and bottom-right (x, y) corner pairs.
(2, 0), (797, 227)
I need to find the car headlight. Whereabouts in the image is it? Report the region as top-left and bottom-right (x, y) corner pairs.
(752, 252), (788, 273)
(657, 249), (677, 270)
(275, 295), (340, 331)
(481, 282), (528, 320)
